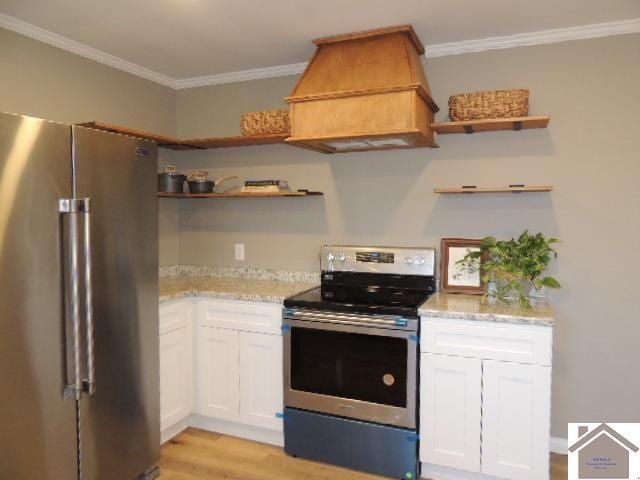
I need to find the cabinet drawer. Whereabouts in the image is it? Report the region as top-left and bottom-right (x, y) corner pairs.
(198, 299), (282, 335)
(160, 300), (190, 335)
(421, 317), (552, 366)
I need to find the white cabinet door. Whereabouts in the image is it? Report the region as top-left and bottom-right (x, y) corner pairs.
(239, 332), (283, 431)
(195, 327), (241, 422)
(481, 360), (551, 480)
(159, 327), (191, 431)
(420, 353), (482, 472)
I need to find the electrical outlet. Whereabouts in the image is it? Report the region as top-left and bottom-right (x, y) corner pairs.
(235, 243), (245, 261)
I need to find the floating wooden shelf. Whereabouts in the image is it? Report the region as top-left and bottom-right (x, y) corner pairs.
(158, 190), (323, 199)
(79, 121), (290, 150)
(77, 122), (198, 150)
(434, 185), (554, 194)
(182, 133), (289, 149)
(432, 116), (550, 135)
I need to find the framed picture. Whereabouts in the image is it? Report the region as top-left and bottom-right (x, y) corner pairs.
(440, 238), (486, 294)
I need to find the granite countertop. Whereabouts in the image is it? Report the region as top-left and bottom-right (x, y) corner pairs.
(160, 275), (318, 304)
(418, 292), (554, 326)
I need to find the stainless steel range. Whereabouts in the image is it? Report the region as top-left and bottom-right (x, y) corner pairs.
(282, 245), (436, 480)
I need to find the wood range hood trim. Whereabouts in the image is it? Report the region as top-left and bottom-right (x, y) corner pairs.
(286, 25), (440, 154)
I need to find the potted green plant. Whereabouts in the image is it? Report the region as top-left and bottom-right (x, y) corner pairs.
(456, 231), (561, 308)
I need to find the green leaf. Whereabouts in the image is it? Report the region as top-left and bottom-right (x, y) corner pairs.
(541, 276), (561, 288)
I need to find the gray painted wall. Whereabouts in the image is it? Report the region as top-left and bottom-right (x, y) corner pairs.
(2, 24), (639, 438)
(174, 34), (640, 437)
(0, 27), (180, 265)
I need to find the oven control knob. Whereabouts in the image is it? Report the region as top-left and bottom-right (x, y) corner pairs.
(326, 252), (335, 262)
(404, 256), (413, 265)
(338, 253), (347, 262)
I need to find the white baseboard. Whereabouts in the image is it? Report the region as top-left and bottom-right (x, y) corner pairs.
(421, 463), (503, 480)
(160, 417), (190, 444)
(550, 436), (568, 454)
(162, 414), (284, 447)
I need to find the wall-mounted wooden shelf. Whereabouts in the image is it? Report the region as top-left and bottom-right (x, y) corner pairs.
(77, 122), (198, 150)
(79, 121), (289, 150)
(432, 116), (550, 135)
(158, 190), (323, 199)
(434, 185), (554, 194)
(182, 133), (289, 149)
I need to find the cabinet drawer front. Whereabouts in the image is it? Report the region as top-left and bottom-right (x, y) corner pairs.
(421, 318), (552, 365)
(198, 299), (282, 334)
(160, 300), (189, 335)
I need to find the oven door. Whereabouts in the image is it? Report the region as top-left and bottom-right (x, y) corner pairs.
(283, 313), (417, 429)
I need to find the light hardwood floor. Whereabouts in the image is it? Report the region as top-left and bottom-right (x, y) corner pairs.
(160, 428), (568, 480)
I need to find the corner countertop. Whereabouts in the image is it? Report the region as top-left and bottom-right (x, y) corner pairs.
(418, 292), (554, 327)
(159, 266), (319, 304)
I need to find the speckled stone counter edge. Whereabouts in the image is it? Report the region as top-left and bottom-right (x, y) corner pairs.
(160, 265), (320, 283)
(418, 293), (555, 327)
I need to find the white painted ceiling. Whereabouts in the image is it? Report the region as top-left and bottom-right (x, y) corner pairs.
(1, 0), (639, 80)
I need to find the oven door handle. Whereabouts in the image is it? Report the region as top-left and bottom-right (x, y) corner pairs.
(284, 317), (417, 339)
(285, 310), (415, 331)
(289, 313), (401, 329)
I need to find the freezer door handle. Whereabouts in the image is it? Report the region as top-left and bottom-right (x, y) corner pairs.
(59, 198), (95, 398)
(82, 198), (95, 395)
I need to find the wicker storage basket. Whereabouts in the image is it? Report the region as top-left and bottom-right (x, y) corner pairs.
(240, 109), (290, 136)
(448, 89), (529, 121)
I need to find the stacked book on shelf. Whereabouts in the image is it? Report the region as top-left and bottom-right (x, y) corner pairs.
(240, 179), (290, 193)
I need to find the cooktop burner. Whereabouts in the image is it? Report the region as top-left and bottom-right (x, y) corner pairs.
(284, 246), (437, 318)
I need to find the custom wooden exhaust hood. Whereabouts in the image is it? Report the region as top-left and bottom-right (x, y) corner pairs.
(285, 25), (439, 153)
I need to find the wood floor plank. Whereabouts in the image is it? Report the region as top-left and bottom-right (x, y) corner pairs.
(160, 428), (568, 480)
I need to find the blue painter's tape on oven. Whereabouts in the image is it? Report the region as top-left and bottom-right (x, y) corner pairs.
(281, 325), (291, 333)
(275, 412), (291, 422)
(409, 334), (420, 344)
(395, 318), (408, 327)
(284, 407), (419, 479)
(285, 308), (295, 316)
(406, 434), (420, 442)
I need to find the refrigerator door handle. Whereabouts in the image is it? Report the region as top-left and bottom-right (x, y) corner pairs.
(81, 198), (96, 395)
(59, 198), (86, 401)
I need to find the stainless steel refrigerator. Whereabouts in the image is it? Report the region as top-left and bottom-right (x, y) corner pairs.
(0, 112), (160, 480)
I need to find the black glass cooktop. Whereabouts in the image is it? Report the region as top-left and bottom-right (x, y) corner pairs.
(284, 272), (436, 317)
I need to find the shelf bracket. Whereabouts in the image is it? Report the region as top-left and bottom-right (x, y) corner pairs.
(463, 125), (474, 134)
(513, 121), (523, 131)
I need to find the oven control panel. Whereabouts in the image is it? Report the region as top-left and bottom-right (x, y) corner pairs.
(321, 245), (435, 276)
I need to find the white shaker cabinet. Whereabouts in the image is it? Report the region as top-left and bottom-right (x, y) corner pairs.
(194, 299), (284, 432)
(195, 326), (241, 422)
(420, 353), (482, 473)
(159, 301), (192, 432)
(239, 331), (284, 431)
(481, 360), (551, 480)
(160, 297), (285, 443)
(420, 317), (553, 480)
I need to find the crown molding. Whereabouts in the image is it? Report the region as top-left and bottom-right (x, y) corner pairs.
(175, 62), (308, 89)
(425, 18), (640, 58)
(0, 12), (177, 88)
(1, 13), (639, 90)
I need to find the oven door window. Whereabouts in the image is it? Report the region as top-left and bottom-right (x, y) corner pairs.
(290, 327), (408, 407)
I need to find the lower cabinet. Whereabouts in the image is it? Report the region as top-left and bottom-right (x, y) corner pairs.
(481, 360), (551, 480)
(196, 326), (241, 422)
(160, 298), (284, 441)
(420, 354), (482, 473)
(196, 326), (283, 431)
(238, 331), (284, 431)
(159, 301), (192, 432)
(420, 317), (553, 480)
